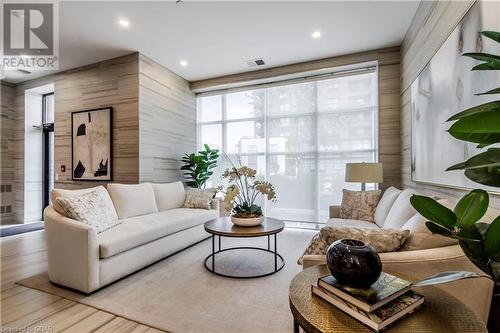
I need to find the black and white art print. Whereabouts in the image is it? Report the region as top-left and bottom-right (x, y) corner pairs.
(411, 1), (500, 191)
(71, 107), (112, 181)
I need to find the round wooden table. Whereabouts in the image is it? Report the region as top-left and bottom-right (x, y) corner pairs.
(289, 265), (488, 333)
(204, 217), (284, 278)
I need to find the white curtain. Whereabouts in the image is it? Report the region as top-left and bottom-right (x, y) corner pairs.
(198, 70), (378, 223)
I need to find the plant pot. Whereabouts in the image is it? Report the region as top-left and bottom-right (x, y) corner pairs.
(231, 215), (264, 227)
(326, 239), (382, 289)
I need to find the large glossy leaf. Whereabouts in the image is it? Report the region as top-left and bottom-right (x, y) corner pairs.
(463, 53), (500, 70)
(464, 167), (500, 187)
(413, 271), (481, 287)
(425, 221), (456, 237)
(454, 189), (489, 226)
(484, 216), (500, 258)
(446, 148), (500, 171)
(472, 62), (500, 70)
(464, 52), (500, 62)
(459, 240), (494, 277)
(447, 100), (500, 121)
(476, 87), (500, 95)
(482, 31), (500, 43)
(448, 111), (500, 146)
(411, 195), (456, 228)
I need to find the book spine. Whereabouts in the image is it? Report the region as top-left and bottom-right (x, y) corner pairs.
(317, 280), (372, 312)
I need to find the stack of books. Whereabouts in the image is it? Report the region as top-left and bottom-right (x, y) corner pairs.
(311, 272), (424, 332)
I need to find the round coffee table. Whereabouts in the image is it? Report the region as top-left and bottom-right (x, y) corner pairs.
(289, 265), (488, 333)
(204, 217), (285, 278)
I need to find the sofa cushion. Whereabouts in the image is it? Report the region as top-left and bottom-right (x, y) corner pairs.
(339, 189), (381, 222)
(383, 188), (418, 229)
(326, 218), (380, 229)
(107, 183), (158, 219)
(56, 189), (120, 233)
(51, 185), (111, 216)
(374, 187), (401, 227)
(298, 226), (410, 264)
(401, 199), (458, 251)
(153, 182), (186, 211)
(98, 208), (218, 258)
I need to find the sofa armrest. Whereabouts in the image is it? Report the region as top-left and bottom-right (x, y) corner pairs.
(44, 206), (100, 293)
(301, 245), (494, 324)
(329, 205), (341, 218)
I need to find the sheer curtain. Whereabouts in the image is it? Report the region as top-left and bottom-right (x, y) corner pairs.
(198, 69), (378, 223)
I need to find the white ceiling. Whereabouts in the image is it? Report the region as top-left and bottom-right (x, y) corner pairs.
(2, 1), (420, 84)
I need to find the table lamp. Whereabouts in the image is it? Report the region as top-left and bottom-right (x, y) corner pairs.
(345, 162), (383, 191)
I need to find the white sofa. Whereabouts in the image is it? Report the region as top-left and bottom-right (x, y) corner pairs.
(44, 182), (218, 294)
(301, 187), (496, 324)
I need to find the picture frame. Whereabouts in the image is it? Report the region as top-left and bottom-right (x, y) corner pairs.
(71, 107), (113, 181)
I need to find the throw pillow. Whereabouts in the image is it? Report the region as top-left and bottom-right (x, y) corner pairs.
(339, 189), (382, 222)
(383, 188), (418, 229)
(56, 190), (120, 233)
(298, 226), (409, 264)
(51, 185), (109, 215)
(400, 199), (458, 251)
(183, 188), (216, 210)
(374, 187), (401, 227)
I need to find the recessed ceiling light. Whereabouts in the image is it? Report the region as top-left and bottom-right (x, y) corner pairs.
(118, 19), (130, 27)
(180, 60), (188, 67)
(312, 31), (321, 39)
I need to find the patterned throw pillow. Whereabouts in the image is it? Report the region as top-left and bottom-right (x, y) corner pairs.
(340, 189), (382, 222)
(297, 226), (409, 264)
(56, 190), (120, 233)
(183, 188), (216, 210)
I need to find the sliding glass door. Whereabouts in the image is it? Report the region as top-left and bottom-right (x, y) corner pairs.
(198, 69), (378, 223)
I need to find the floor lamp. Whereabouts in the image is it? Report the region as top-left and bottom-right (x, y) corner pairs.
(345, 162), (384, 191)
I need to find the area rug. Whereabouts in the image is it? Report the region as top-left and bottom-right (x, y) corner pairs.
(17, 228), (316, 333)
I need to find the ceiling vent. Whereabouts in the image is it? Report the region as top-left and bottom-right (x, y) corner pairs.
(246, 58), (266, 68)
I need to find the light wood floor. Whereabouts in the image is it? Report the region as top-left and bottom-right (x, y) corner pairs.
(0, 230), (165, 332)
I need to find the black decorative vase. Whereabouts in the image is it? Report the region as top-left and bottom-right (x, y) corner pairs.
(326, 239), (382, 289)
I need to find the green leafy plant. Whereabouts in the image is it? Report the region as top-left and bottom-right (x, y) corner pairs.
(410, 31), (500, 282)
(180, 144), (219, 188)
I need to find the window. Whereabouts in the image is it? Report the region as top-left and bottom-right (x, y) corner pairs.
(198, 69), (378, 223)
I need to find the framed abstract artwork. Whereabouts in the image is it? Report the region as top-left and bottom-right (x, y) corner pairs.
(71, 107), (112, 181)
(410, 1), (500, 192)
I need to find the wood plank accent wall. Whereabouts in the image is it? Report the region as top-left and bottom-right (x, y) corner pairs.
(54, 53), (140, 189)
(190, 46), (402, 190)
(0, 82), (16, 224)
(399, 0), (500, 208)
(138, 54), (197, 183)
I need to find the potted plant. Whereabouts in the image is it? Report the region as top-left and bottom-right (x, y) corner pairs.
(221, 165), (277, 227)
(180, 144), (219, 188)
(410, 31), (500, 283)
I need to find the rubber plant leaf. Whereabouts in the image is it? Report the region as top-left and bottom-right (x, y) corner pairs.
(446, 148), (500, 171)
(446, 100), (500, 121)
(410, 195), (456, 228)
(447, 112), (500, 145)
(425, 221), (456, 238)
(454, 189), (488, 240)
(484, 216), (500, 258)
(472, 62), (500, 70)
(482, 31), (500, 43)
(464, 168), (500, 187)
(459, 240), (494, 277)
(412, 271), (482, 287)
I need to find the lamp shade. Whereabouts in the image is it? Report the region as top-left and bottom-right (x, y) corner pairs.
(345, 163), (384, 183)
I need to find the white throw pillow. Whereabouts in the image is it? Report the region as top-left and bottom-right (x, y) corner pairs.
(51, 186), (112, 216)
(107, 183), (158, 219)
(56, 190), (120, 233)
(383, 188), (418, 229)
(374, 187), (401, 227)
(152, 182), (186, 211)
(400, 199), (458, 251)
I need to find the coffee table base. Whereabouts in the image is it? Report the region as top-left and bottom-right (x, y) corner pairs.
(204, 235), (285, 279)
